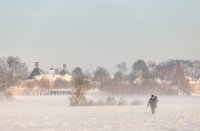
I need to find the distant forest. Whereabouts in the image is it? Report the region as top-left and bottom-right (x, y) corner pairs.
(0, 56), (200, 95)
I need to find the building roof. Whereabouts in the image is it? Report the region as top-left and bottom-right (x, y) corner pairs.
(28, 67), (43, 79)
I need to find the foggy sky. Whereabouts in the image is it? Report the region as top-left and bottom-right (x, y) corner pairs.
(0, 0), (200, 73)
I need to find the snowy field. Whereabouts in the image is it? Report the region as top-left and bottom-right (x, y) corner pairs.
(0, 95), (200, 131)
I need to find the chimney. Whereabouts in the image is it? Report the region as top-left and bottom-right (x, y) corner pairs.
(35, 62), (39, 68)
(60, 64), (68, 75)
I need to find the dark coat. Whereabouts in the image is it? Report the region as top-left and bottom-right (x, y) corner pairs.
(148, 96), (158, 108)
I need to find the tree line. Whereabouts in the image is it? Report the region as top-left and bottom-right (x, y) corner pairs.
(0, 56), (200, 95)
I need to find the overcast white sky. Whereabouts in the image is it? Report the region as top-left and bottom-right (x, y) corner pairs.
(0, 0), (200, 73)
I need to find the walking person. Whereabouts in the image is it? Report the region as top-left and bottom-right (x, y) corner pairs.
(147, 95), (158, 114)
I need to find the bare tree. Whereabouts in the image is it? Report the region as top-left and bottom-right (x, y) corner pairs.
(93, 66), (110, 82)
(6, 56), (28, 86)
(114, 71), (123, 81)
(131, 59), (148, 80)
(117, 62), (127, 74)
(175, 64), (191, 94)
(0, 56), (28, 86)
(71, 67), (83, 79)
(69, 77), (90, 106)
(147, 61), (157, 79)
(0, 58), (7, 84)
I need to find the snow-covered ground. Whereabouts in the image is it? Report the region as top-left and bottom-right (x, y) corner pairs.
(0, 95), (200, 131)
